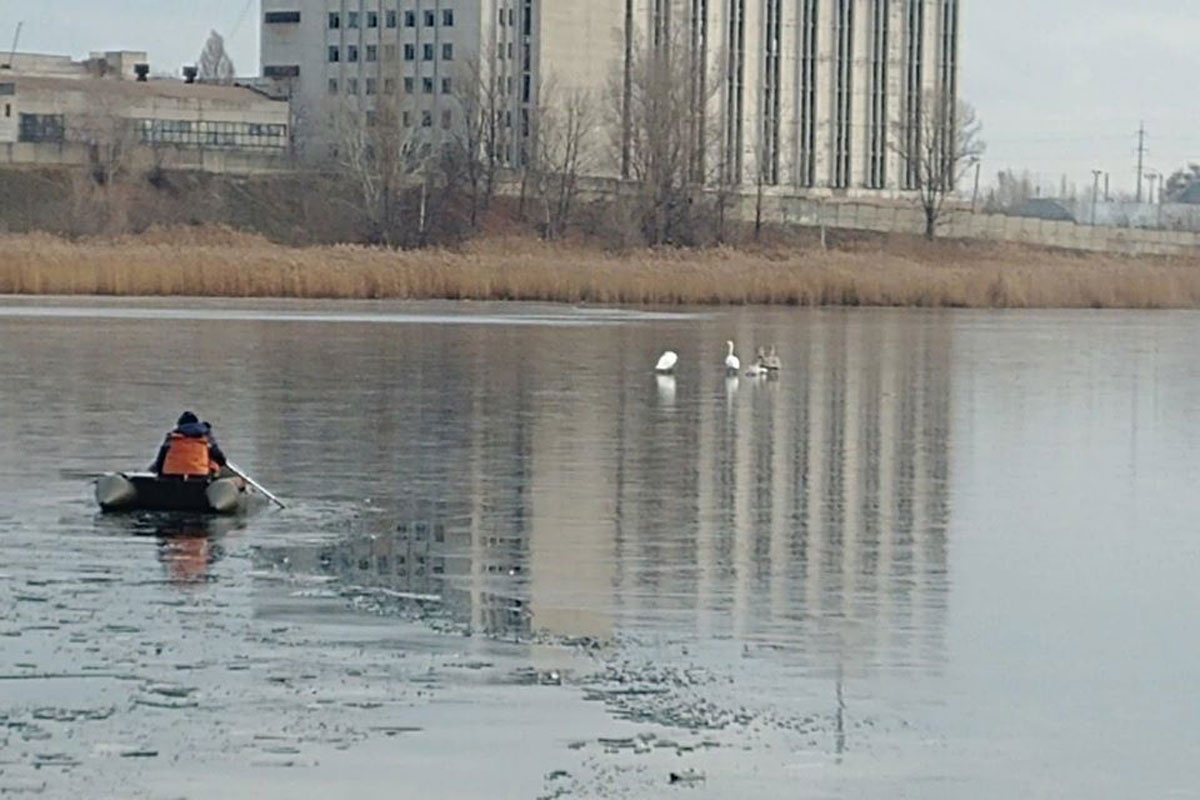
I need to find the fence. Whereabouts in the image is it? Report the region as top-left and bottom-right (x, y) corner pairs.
(765, 196), (1200, 257)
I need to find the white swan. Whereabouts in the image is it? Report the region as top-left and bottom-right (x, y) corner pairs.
(724, 341), (740, 375)
(655, 350), (679, 374)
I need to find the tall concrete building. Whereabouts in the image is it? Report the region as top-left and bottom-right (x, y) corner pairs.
(261, 0), (959, 196)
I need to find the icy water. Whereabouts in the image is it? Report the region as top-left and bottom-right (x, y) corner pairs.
(1, 296), (1199, 799)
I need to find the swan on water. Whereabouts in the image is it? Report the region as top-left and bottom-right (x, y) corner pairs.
(724, 341), (740, 374)
(745, 348), (769, 378)
(764, 345), (782, 373)
(656, 350), (679, 374)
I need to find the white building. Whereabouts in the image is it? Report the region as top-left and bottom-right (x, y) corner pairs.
(0, 51), (291, 174)
(261, 0), (958, 196)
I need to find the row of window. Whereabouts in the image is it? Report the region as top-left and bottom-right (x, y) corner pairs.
(139, 119), (287, 150)
(330, 9), (453, 30)
(331, 76), (453, 96)
(329, 73), (530, 102)
(329, 42), (452, 63)
(15, 113), (287, 150)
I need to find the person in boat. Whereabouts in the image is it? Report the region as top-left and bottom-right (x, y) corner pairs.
(150, 411), (229, 479)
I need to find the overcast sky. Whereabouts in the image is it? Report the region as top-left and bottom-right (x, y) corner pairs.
(3, 0), (1196, 196)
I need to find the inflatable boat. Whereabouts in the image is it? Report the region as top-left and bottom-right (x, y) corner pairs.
(95, 472), (256, 515)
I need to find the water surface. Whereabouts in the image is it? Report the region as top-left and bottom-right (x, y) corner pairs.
(1, 297), (1197, 798)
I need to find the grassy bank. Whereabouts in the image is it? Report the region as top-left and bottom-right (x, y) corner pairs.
(3, 227), (1200, 308)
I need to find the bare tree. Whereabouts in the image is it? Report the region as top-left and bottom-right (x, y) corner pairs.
(71, 98), (136, 187)
(891, 89), (985, 240)
(531, 85), (597, 240)
(1164, 163), (1200, 203)
(611, 30), (721, 246)
(198, 31), (236, 85)
(448, 45), (505, 230)
(334, 91), (430, 247)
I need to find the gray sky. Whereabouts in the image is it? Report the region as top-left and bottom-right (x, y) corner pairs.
(3, 0), (1196, 196)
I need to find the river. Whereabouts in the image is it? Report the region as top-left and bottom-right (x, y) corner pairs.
(1, 296), (1198, 799)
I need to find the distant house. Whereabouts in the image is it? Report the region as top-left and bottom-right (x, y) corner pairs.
(1008, 198), (1077, 223)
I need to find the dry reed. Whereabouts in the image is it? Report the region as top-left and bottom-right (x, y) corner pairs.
(3, 226), (1200, 309)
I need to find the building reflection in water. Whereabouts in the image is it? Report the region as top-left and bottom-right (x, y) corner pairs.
(255, 313), (952, 673)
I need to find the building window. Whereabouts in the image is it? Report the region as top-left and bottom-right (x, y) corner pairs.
(442, 43), (453, 61)
(405, 11), (416, 27)
(366, 111), (378, 126)
(386, 10), (397, 28)
(367, 11), (378, 28)
(263, 65), (300, 78)
(404, 77), (415, 94)
(347, 11), (359, 28)
(366, 78), (377, 95)
(424, 10), (435, 26)
(18, 113), (66, 143)
(4, 104), (9, 118)
(347, 45), (359, 63)
(328, 78), (338, 94)
(384, 78), (396, 95)
(422, 77), (434, 94)
(421, 110), (432, 128)
(443, 9), (455, 26)
(328, 46), (340, 63)
(441, 109), (452, 129)
(403, 111), (412, 127)
(138, 118), (287, 151)
(384, 44), (397, 62)
(404, 44), (415, 61)
(442, 77), (452, 94)
(423, 44), (434, 61)
(366, 45), (377, 62)
(347, 77), (358, 94)
(499, 7), (506, 25)
(265, 11), (301, 23)
(509, 8), (515, 25)
(328, 12), (340, 29)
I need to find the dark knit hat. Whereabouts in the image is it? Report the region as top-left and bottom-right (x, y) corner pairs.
(177, 411), (200, 427)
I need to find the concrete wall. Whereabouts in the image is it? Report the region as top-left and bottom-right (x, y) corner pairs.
(763, 195), (1200, 257)
(0, 141), (290, 175)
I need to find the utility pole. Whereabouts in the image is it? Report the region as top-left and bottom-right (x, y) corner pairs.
(1136, 122), (1147, 204)
(1091, 169), (1103, 226)
(1104, 173), (1110, 202)
(971, 160), (981, 212)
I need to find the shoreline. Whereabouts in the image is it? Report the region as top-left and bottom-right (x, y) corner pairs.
(3, 227), (1200, 309)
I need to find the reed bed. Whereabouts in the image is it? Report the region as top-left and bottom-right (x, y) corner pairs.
(3, 227), (1200, 308)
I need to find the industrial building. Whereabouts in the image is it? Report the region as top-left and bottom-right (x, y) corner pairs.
(261, 0), (958, 197)
(0, 50), (291, 175)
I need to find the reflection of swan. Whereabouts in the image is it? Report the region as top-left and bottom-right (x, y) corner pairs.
(656, 374), (676, 403)
(655, 350), (679, 374)
(724, 341), (740, 374)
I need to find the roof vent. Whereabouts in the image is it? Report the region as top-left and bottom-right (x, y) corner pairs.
(134, 63), (150, 82)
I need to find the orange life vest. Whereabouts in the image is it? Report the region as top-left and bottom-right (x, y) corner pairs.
(161, 432), (218, 477)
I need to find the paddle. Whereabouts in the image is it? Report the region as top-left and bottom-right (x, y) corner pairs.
(226, 461), (286, 510)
